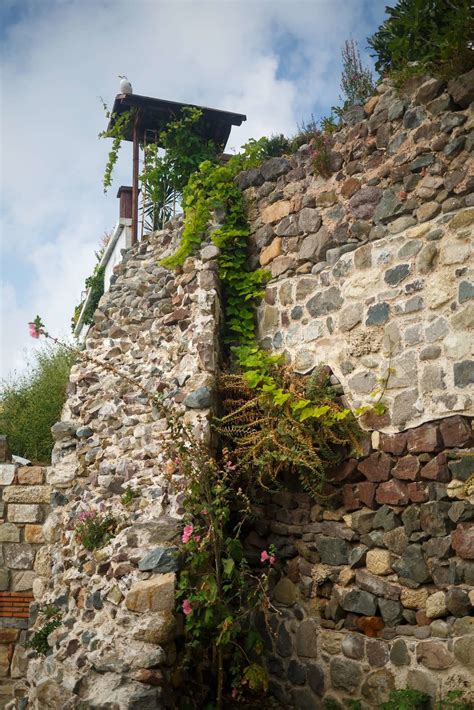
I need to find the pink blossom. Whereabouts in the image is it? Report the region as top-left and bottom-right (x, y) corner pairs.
(260, 550), (269, 563)
(231, 688), (238, 699)
(269, 555), (276, 566)
(202, 508), (208, 515)
(226, 460), (237, 470)
(182, 524), (194, 544)
(28, 322), (40, 339)
(194, 535), (201, 543)
(182, 599), (192, 615)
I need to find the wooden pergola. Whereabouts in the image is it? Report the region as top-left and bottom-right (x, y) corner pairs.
(107, 93), (247, 244)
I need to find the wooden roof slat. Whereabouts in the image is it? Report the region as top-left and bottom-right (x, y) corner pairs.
(107, 93), (246, 150)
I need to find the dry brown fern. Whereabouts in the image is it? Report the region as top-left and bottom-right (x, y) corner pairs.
(214, 370), (361, 499)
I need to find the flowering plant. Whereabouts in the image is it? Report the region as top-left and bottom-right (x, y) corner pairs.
(339, 39), (375, 108)
(175, 447), (276, 707)
(74, 510), (117, 551)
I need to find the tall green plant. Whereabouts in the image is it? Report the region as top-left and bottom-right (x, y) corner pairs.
(0, 344), (75, 461)
(368, 0), (474, 79)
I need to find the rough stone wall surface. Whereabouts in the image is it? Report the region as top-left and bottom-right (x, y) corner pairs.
(0, 462), (49, 708)
(18, 227), (222, 709)
(237, 73), (474, 432)
(11, 71), (474, 710)
(244, 415), (473, 708)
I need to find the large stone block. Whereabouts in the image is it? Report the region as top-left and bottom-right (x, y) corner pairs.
(2, 485), (51, 504)
(16, 466), (44, 485)
(0, 464), (15, 486)
(7, 504), (42, 523)
(125, 573), (176, 613)
(3, 543), (35, 570)
(0, 523), (20, 543)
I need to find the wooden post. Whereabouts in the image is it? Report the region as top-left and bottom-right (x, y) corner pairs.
(131, 112), (140, 245)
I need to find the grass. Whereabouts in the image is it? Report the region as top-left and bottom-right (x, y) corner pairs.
(0, 343), (74, 462)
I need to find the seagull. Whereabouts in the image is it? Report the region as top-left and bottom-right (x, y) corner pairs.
(118, 75), (133, 95)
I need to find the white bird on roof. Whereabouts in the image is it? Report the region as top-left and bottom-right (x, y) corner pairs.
(119, 75), (133, 95)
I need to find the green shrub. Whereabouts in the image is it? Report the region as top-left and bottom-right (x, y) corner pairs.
(0, 344), (74, 462)
(74, 511), (116, 551)
(382, 688), (431, 709)
(28, 606), (62, 655)
(368, 0), (474, 80)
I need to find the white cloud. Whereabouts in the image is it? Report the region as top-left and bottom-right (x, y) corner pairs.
(0, 0), (385, 377)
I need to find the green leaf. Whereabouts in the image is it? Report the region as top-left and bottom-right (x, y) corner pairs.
(222, 558), (235, 576)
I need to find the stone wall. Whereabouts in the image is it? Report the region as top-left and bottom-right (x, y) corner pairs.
(9, 70), (474, 709)
(0, 459), (50, 708)
(15, 225), (223, 709)
(244, 415), (473, 707)
(236, 72), (474, 432)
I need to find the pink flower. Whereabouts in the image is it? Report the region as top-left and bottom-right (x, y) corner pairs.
(182, 524), (194, 544)
(202, 508), (208, 516)
(182, 599), (192, 615)
(226, 460), (237, 470)
(194, 535), (201, 543)
(261, 550), (276, 565)
(232, 688), (238, 699)
(28, 322), (40, 339)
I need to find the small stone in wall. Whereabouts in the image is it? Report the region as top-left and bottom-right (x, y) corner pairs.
(376, 480), (409, 506)
(451, 523), (474, 559)
(340, 589), (378, 616)
(366, 549), (392, 576)
(316, 537), (350, 565)
(400, 587), (428, 610)
(366, 302), (390, 326)
(416, 640), (454, 670)
(392, 544), (431, 584)
(330, 657), (363, 692)
(445, 588), (471, 617)
(358, 452), (392, 482)
(426, 591), (448, 620)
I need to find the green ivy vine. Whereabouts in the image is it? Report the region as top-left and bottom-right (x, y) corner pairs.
(98, 102), (135, 193)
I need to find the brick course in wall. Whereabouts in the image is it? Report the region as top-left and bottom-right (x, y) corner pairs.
(0, 463), (49, 709)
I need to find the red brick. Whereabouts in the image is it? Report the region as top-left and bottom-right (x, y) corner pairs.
(379, 432), (407, 455)
(451, 523), (474, 559)
(407, 482), (429, 503)
(358, 452), (393, 482)
(420, 453), (449, 482)
(392, 455), (420, 481)
(407, 424), (441, 453)
(439, 416), (472, 448)
(376, 480), (410, 505)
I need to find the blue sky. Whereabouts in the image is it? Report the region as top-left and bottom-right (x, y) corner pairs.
(0, 0), (387, 378)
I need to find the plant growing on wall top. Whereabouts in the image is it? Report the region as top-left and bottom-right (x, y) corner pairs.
(368, 0), (474, 80)
(338, 38), (376, 108)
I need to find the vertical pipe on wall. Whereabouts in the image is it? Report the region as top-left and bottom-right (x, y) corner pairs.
(131, 111), (140, 245)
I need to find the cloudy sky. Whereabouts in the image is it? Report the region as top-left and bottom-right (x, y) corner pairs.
(0, 0), (387, 379)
